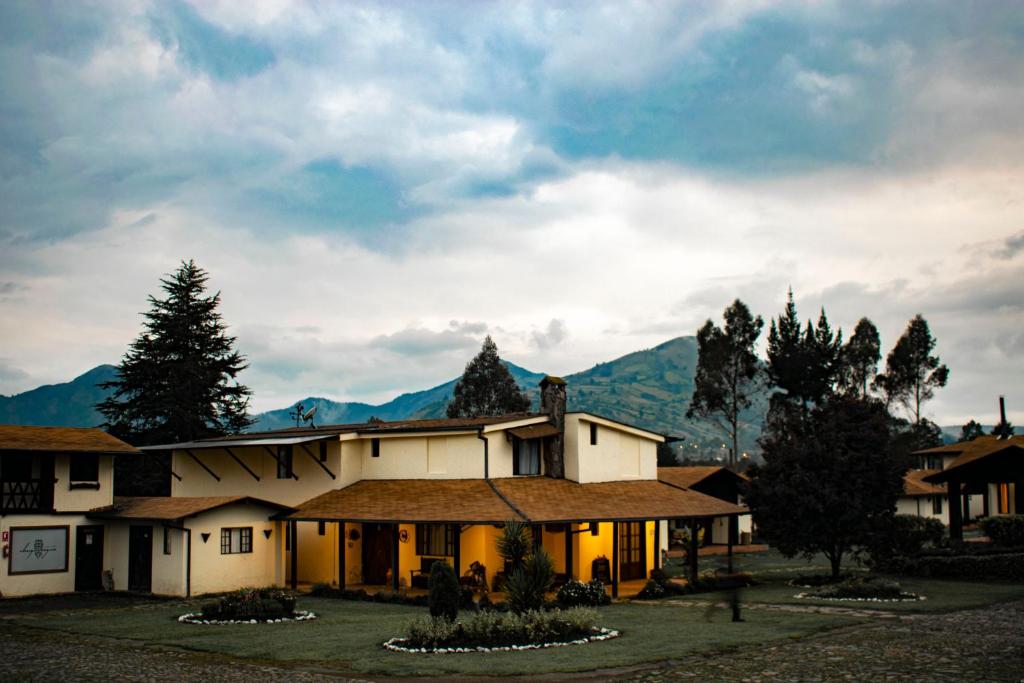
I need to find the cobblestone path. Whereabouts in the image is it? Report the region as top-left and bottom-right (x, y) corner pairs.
(615, 600), (1024, 682)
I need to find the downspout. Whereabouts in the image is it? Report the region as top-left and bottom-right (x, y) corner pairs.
(185, 527), (192, 598)
(477, 428), (489, 479)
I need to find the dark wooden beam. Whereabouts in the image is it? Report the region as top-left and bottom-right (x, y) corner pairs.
(338, 522), (346, 590)
(452, 523), (461, 577)
(653, 520), (660, 571)
(184, 450), (220, 482)
(947, 478), (963, 541)
(612, 521), (619, 598)
(223, 447), (259, 481)
(299, 443), (336, 480)
(263, 445), (299, 480)
(688, 519), (699, 584)
(392, 524), (400, 591)
(565, 523), (574, 579)
(727, 516), (738, 574)
(289, 520), (298, 590)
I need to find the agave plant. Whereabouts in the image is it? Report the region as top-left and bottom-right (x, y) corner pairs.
(497, 519), (533, 573)
(504, 547), (554, 614)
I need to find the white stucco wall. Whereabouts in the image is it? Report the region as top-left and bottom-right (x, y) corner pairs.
(52, 454), (114, 512)
(564, 414), (659, 483)
(0, 514), (93, 597)
(358, 433), (485, 480)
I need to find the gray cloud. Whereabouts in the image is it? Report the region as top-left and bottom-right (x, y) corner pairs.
(531, 319), (567, 350)
(995, 231), (1024, 260)
(370, 326), (482, 357)
(0, 358), (29, 391)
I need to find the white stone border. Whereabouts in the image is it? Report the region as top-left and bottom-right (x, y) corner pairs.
(382, 627), (621, 654)
(178, 610), (318, 625)
(793, 592), (925, 603)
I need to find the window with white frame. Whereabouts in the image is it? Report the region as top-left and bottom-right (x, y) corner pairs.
(220, 527), (252, 554)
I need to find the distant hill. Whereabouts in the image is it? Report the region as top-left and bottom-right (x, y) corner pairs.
(0, 365), (116, 428)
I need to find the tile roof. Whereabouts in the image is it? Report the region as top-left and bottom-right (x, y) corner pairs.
(491, 477), (746, 522)
(507, 423), (560, 440)
(658, 466), (748, 490)
(288, 480), (524, 524)
(902, 470), (945, 497)
(0, 425), (139, 455)
(921, 436), (1024, 483)
(90, 496), (292, 521)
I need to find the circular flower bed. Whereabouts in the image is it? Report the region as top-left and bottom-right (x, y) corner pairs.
(791, 575), (924, 602)
(178, 610), (317, 625)
(383, 626), (620, 654)
(793, 592), (924, 603)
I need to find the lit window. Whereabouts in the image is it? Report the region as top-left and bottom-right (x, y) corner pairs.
(998, 483), (1010, 514)
(220, 527), (252, 554)
(932, 496), (943, 515)
(513, 438), (540, 476)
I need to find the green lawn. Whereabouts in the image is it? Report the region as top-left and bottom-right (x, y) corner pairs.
(5, 597), (856, 677)
(663, 548), (863, 581)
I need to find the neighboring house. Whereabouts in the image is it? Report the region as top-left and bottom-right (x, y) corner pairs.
(132, 377), (746, 598)
(897, 470), (951, 525)
(921, 435), (1024, 540)
(657, 466), (752, 546)
(0, 425), (138, 597)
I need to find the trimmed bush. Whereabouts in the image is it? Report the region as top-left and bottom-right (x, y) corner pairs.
(884, 551), (1024, 581)
(980, 515), (1024, 547)
(634, 579), (666, 600)
(404, 607), (598, 649)
(200, 588), (296, 621)
(428, 561), (461, 621)
(811, 575), (905, 600)
(556, 579), (610, 607)
(863, 514), (945, 567)
(689, 571), (755, 593)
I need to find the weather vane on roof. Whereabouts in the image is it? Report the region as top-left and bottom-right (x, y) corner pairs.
(289, 402), (318, 429)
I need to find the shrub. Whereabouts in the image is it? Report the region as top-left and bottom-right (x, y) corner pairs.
(505, 547), (554, 614)
(556, 579), (610, 607)
(648, 568), (687, 596)
(634, 579), (666, 600)
(200, 588), (296, 620)
(403, 608), (598, 649)
(428, 561), (461, 621)
(812, 575), (905, 600)
(497, 520), (533, 573)
(788, 573), (853, 588)
(863, 514), (945, 566)
(980, 515), (1024, 547)
(689, 571), (755, 593)
(884, 551), (1024, 581)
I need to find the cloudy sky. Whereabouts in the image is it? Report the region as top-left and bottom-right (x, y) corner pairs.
(1, 1), (1021, 426)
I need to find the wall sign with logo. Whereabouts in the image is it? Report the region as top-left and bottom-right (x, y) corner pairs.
(8, 526), (69, 575)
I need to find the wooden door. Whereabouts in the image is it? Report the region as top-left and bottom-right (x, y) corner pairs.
(361, 523), (392, 585)
(128, 525), (152, 592)
(619, 522), (646, 581)
(75, 525), (104, 591)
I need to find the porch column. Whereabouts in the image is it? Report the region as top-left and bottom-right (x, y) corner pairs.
(564, 524), (574, 579)
(652, 520), (660, 572)
(452, 523), (461, 577)
(1016, 480), (1024, 515)
(289, 520), (298, 591)
(612, 521), (620, 598)
(727, 515), (737, 574)
(947, 478), (963, 541)
(983, 487), (990, 517)
(688, 519), (699, 584)
(963, 492), (971, 524)
(392, 524), (400, 591)
(338, 522), (346, 590)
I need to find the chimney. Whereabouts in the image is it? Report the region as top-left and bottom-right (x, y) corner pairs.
(540, 376), (567, 478)
(998, 396), (1008, 439)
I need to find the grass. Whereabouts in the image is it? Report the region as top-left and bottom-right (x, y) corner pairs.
(4, 597), (856, 677)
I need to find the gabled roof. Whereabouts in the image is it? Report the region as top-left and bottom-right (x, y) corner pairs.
(287, 480), (524, 524)
(902, 470), (945, 497)
(89, 496), (292, 521)
(921, 436), (1024, 484)
(658, 466), (748, 490)
(143, 413), (550, 451)
(0, 425), (139, 455)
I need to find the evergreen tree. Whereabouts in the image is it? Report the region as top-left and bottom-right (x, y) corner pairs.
(98, 261), (253, 494)
(839, 318), (881, 399)
(766, 289), (804, 401)
(804, 309), (843, 405)
(746, 396), (903, 578)
(960, 419), (985, 442)
(686, 299), (763, 468)
(766, 292), (841, 408)
(991, 421), (1016, 438)
(446, 336), (530, 418)
(874, 315), (949, 424)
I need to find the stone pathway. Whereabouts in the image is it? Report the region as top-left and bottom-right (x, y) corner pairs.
(615, 600), (1024, 682)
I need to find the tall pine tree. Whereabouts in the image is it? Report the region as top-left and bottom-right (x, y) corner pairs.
(687, 299), (763, 468)
(839, 318), (881, 399)
(446, 336), (531, 418)
(874, 315), (949, 424)
(99, 261), (253, 494)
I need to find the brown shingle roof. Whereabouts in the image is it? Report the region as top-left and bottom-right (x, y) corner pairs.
(921, 436), (1024, 483)
(491, 477), (746, 523)
(90, 496), (292, 521)
(507, 423), (560, 440)
(658, 466), (748, 489)
(0, 425), (139, 455)
(903, 470), (945, 497)
(288, 480), (525, 523)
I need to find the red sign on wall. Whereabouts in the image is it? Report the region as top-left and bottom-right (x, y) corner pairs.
(1, 531), (8, 542)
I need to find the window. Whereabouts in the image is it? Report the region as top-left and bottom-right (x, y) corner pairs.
(932, 496), (943, 515)
(220, 527), (252, 554)
(415, 523), (454, 557)
(590, 423), (598, 445)
(371, 438), (380, 458)
(276, 445), (293, 479)
(318, 521), (326, 536)
(998, 483), (1010, 514)
(513, 438), (541, 476)
(163, 527), (172, 555)
(69, 455), (99, 482)
(319, 441), (328, 462)
(924, 455), (942, 470)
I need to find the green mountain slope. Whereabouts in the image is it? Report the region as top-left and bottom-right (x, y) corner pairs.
(0, 365), (117, 427)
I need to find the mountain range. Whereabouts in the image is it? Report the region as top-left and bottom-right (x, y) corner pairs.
(0, 337), (765, 453)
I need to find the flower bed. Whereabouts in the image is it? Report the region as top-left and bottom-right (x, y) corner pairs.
(178, 610), (318, 625)
(383, 626), (620, 654)
(794, 575), (923, 602)
(793, 592), (924, 603)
